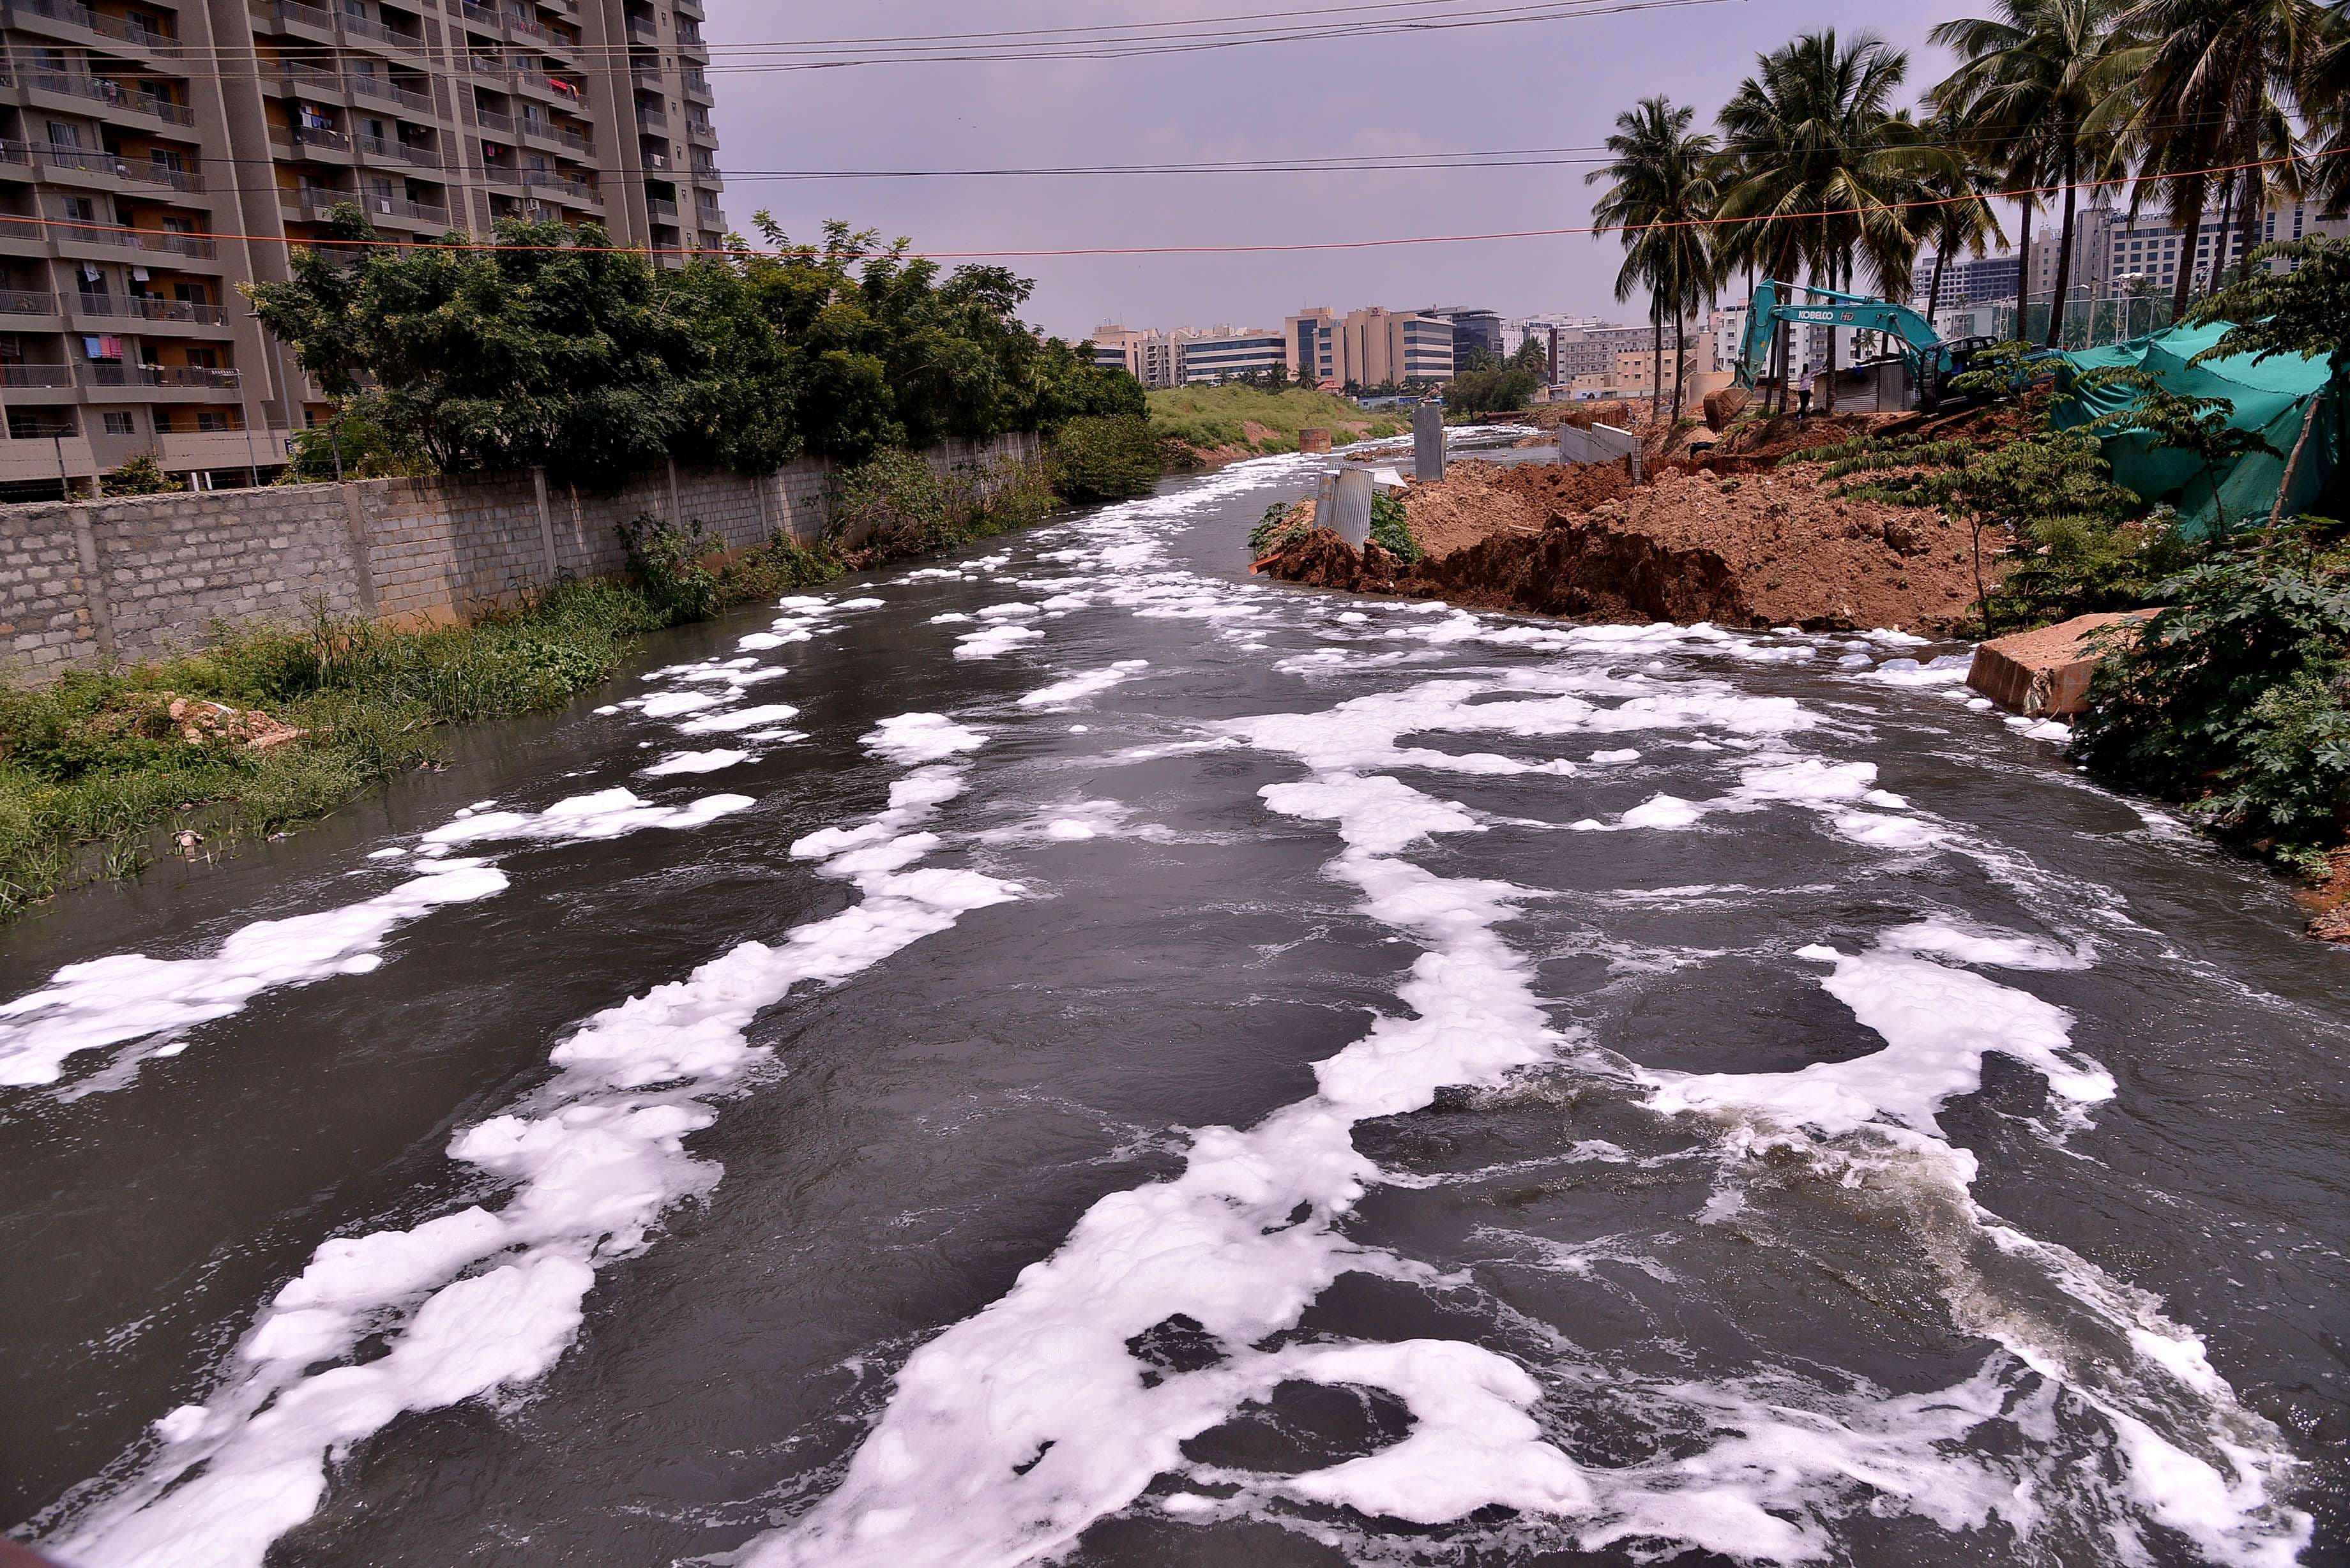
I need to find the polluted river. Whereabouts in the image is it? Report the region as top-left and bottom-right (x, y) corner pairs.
(3, 448), (2345, 1568)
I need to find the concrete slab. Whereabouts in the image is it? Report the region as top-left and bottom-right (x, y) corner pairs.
(1966, 610), (2151, 717)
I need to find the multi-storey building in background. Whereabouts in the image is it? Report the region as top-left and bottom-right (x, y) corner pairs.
(1090, 322), (1283, 388)
(0, 0), (727, 497)
(1419, 304), (1499, 366)
(1909, 252), (2020, 308)
(1282, 305), (1453, 389)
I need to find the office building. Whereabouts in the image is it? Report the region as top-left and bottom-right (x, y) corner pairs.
(1091, 322), (1285, 388)
(1174, 326), (1284, 384)
(1283, 305), (1454, 389)
(0, 0), (728, 496)
(1421, 305), (1501, 366)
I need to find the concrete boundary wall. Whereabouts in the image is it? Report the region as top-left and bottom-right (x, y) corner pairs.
(0, 433), (1040, 679)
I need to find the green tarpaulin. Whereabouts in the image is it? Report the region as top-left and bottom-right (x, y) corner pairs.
(2054, 322), (2344, 536)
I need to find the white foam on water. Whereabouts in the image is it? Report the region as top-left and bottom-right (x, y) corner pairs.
(47, 722), (1022, 1568)
(0, 860), (508, 1089)
(975, 601), (1041, 620)
(1636, 922), (2310, 1564)
(641, 749), (752, 778)
(863, 712), (985, 766)
(929, 612), (972, 624)
(738, 656), (1946, 1568)
(417, 788), (753, 850)
(678, 703), (801, 735)
(1017, 660), (1148, 710)
(954, 623), (1045, 660)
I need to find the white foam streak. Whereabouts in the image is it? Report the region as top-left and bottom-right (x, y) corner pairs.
(0, 860), (507, 1087)
(51, 723), (1019, 1568)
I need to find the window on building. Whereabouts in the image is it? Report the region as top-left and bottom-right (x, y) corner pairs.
(102, 411), (136, 435)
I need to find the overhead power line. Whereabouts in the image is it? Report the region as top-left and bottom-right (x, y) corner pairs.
(24, 146), (2331, 259)
(71, 0), (1738, 66)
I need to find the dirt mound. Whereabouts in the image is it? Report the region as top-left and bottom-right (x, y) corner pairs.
(1261, 450), (1992, 636)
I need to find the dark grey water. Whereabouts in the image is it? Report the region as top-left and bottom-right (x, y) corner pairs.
(2, 453), (2344, 1568)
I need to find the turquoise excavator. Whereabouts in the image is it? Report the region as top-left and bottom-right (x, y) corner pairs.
(1733, 279), (2009, 412)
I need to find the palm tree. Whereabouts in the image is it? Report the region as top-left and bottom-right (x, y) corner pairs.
(1931, 1), (2125, 349)
(1913, 109), (2010, 324)
(1588, 96), (1719, 424)
(1716, 31), (1923, 405)
(2103, 0), (2327, 313)
(2299, 3), (2347, 213)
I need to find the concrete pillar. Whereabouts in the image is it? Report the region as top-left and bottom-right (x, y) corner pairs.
(532, 465), (559, 582)
(66, 504), (116, 661)
(1328, 469), (1374, 546)
(1413, 400), (1446, 481)
(339, 485), (379, 615)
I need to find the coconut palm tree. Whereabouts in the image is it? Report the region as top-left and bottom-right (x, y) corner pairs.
(1910, 103), (2012, 324)
(2301, 1), (2349, 211)
(1931, 0), (2125, 349)
(1715, 31), (1924, 403)
(1588, 96), (1720, 423)
(2103, 0), (2328, 313)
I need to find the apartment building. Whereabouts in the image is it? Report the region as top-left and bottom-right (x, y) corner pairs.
(1282, 305), (1454, 389)
(1909, 252), (2020, 308)
(0, 0), (727, 497)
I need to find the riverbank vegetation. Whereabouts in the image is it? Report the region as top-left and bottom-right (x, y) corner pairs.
(0, 582), (667, 922)
(1148, 384), (1405, 465)
(0, 446), (1068, 926)
(255, 213), (1146, 492)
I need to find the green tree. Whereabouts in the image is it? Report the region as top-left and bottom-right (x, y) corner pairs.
(101, 451), (176, 497)
(1588, 95), (1719, 422)
(1715, 33), (1922, 397)
(1909, 104), (2009, 324)
(2104, 0), (2327, 313)
(2308, 3), (2349, 210)
(250, 213), (695, 490)
(2183, 237), (2349, 524)
(1930, 0), (2122, 348)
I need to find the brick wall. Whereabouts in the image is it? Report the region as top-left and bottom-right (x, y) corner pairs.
(0, 433), (1043, 679)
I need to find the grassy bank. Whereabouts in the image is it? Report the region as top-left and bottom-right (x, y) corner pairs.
(0, 452), (1066, 925)
(1148, 385), (1405, 460)
(0, 580), (668, 921)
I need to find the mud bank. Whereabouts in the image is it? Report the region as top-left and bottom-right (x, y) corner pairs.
(1260, 451), (1994, 635)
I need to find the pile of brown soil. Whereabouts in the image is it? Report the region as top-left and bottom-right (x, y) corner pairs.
(2298, 848), (2350, 943)
(1262, 449), (1994, 636)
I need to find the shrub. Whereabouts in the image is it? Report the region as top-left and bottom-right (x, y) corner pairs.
(1249, 500), (1309, 555)
(1048, 414), (1160, 503)
(102, 452), (177, 497)
(1370, 490), (1421, 562)
(2075, 541), (2350, 869)
(616, 515), (721, 624)
(830, 449), (957, 556)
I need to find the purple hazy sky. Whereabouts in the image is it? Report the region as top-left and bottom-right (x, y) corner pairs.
(702, 2), (1959, 341)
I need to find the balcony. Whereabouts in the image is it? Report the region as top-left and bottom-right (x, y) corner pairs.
(513, 115), (590, 156)
(0, 362), (75, 388)
(7, 0), (182, 58)
(0, 288), (57, 314)
(275, 123), (354, 160)
(457, 0), (496, 25)
(635, 99), (667, 130)
(519, 169), (593, 204)
(87, 363), (245, 391)
(345, 72), (435, 115)
(681, 72), (712, 105)
(278, 61), (345, 98)
(9, 140), (206, 193)
(265, 0), (335, 36)
(70, 294), (229, 326)
(356, 133), (444, 170)
(512, 70), (583, 107)
(685, 116), (716, 146)
(339, 11), (430, 57)
(625, 17), (656, 43)
(363, 195), (452, 229)
(24, 72), (197, 127)
(645, 194), (676, 221)
(44, 216), (220, 259)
